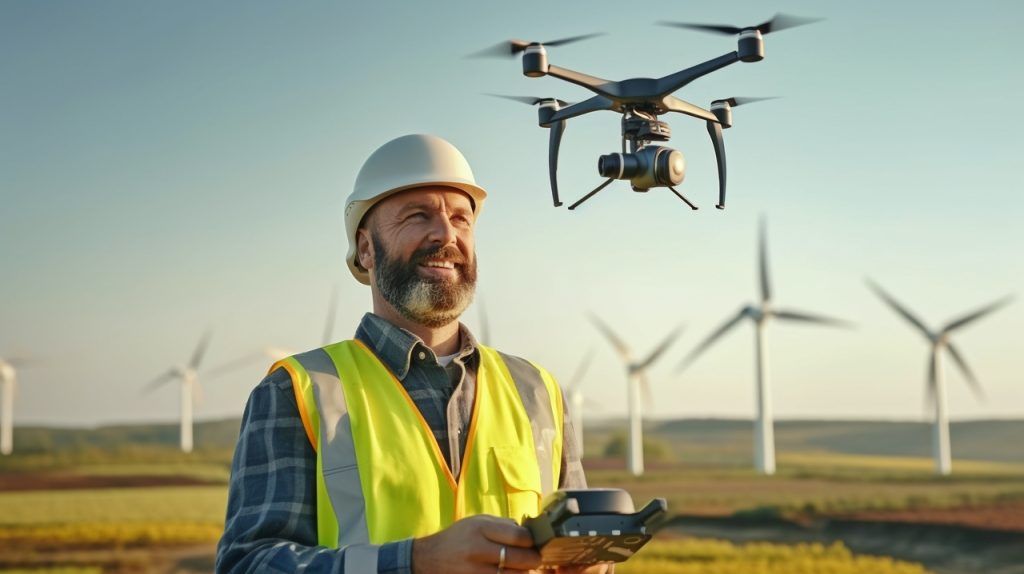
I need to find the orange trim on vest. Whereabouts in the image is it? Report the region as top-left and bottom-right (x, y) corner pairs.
(273, 359), (318, 450)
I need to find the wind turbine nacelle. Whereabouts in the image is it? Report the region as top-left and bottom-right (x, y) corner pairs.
(737, 29), (765, 62)
(522, 45), (549, 77)
(710, 100), (733, 128)
(537, 99), (560, 126)
(598, 145), (685, 191)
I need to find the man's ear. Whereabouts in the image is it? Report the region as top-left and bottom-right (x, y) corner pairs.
(356, 228), (374, 272)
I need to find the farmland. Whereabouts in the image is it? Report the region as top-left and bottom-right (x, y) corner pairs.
(1, 418), (1022, 573)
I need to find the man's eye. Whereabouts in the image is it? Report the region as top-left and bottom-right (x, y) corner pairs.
(407, 212), (428, 220)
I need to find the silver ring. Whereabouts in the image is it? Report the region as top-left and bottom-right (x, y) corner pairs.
(497, 545), (506, 573)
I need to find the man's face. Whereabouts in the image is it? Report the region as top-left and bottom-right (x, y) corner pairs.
(357, 186), (478, 328)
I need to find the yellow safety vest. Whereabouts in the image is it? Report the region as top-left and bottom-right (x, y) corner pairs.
(272, 340), (564, 560)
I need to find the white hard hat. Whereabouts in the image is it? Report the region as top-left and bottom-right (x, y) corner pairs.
(344, 134), (487, 285)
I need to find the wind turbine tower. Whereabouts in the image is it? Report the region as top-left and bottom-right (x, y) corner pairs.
(143, 331), (213, 453)
(1, 359), (18, 455)
(867, 280), (1012, 475)
(679, 221), (850, 475)
(564, 347), (596, 454)
(590, 314), (681, 476)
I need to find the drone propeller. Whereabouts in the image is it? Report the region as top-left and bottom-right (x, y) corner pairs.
(486, 94), (573, 107)
(715, 96), (778, 107)
(469, 33), (604, 59)
(659, 13), (822, 36)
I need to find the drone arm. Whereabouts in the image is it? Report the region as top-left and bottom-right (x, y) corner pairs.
(548, 95), (616, 122)
(655, 52), (741, 96)
(548, 120), (566, 207)
(662, 96), (718, 123)
(706, 121), (727, 209)
(545, 64), (614, 95)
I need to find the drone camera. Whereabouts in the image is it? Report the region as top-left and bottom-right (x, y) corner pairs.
(522, 45), (549, 77)
(598, 146), (685, 191)
(737, 29), (765, 62)
(710, 100), (733, 128)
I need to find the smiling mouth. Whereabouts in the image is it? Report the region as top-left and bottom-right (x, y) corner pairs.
(420, 260), (457, 270)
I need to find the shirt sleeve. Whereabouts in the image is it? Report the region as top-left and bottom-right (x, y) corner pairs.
(215, 368), (412, 574)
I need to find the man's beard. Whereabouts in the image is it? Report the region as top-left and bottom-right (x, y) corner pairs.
(372, 235), (477, 328)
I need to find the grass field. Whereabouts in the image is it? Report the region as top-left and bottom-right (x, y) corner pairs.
(1, 418), (1022, 572)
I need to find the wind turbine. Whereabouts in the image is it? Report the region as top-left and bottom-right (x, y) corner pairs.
(0, 356), (33, 455)
(209, 285), (341, 378)
(564, 346), (596, 455)
(142, 330), (212, 453)
(590, 314), (682, 476)
(866, 279), (1012, 476)
(678, 221), (850, 475)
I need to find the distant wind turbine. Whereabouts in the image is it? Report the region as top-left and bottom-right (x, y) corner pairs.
(209, 286), (340, 379)
(0, 356), (34, 455)
(564, 346), (596, 455)
(476, 294), (491, 346)
(590, 314), (682, 476)
(142, 330), (213, 453)
(866, 279), (1012, 476)
(678, 220), (850, 475)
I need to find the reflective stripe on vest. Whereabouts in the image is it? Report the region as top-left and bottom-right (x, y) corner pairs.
(271, 340), (563, 549)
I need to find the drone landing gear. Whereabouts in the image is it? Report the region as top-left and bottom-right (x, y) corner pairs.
(668, 186), (698, 210)
(567, 178), (615, 210)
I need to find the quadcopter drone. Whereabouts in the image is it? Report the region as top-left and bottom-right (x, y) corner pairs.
(479, 14), (820, 210)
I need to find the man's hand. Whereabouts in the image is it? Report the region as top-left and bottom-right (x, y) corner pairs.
(412, 515), (542, 574)
(552, 564), (612, 574)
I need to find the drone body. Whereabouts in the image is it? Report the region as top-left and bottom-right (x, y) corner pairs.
(482, 14), (819, 210)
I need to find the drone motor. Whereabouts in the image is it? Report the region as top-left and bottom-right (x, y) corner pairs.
(738, 29), (765, 62)
(710, 100), (733, 128)
(522, 45), (549, 77)
(598, 145), (685, 191)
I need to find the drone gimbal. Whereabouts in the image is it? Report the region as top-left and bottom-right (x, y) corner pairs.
(481, 14), (820, 211)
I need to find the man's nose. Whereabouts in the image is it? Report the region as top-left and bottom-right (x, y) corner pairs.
(426, 213), (458, 245)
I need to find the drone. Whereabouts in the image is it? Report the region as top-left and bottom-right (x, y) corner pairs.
(477, 14), (820, 211)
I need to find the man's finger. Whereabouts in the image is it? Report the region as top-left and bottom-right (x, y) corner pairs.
(479, 519), (535, 548)
(499, 545), (543, 570)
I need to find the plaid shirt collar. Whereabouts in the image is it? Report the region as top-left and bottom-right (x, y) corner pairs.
(355, 312), (479, 380)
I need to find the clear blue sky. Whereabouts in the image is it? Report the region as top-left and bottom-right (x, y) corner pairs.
(2, 0), (1022, 427)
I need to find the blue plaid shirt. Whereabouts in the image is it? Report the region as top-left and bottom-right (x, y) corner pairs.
(216, 313), (585, 573)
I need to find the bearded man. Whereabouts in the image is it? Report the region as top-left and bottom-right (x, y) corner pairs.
(216, 135), (605, 574)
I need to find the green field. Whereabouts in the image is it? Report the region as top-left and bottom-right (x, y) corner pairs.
(1, 418), (1022, 572)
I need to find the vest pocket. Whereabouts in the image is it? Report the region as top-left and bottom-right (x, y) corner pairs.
(490, 445), (542, 522)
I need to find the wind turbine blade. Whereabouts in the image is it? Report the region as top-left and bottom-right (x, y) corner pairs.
(945, 342), (985, 400)
(206, 352), (264, 380)
(925, 348), (937, 416)
(942, 296), (1014, 334)
(638, 325), (684, 371)
(678, 308), (747, 372)
(192, 379), (205, 407)
(264, 346), (295, 361)
(322, 285), (339, 346)
(568, 347), (596, 392)
(773, 309), (853, 327)
(865, 278), (932, 338)
(583, 397), (602, 409)
(189, 330), (213, 370)
(141, 370), (178, 395)
(589, 314), (631, 361)
(759, 217), (772, 303)
(4, 356), (36, 368)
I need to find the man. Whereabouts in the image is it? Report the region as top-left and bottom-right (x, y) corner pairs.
(216, 134), (606, 574)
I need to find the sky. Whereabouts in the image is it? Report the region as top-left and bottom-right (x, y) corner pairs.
(1, 0), (1022, 428)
